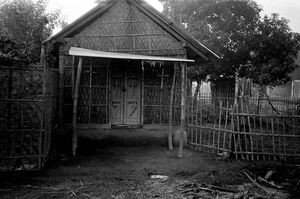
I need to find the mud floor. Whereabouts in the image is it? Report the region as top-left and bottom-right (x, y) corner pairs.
(0, 135), (299, 199)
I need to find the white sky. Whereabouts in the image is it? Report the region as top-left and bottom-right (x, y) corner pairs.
(47, 0), (300, 33)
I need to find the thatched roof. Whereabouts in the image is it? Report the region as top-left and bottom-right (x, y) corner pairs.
(47, 0), (219, 61)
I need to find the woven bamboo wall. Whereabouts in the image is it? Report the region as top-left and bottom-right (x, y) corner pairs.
(0, 60), (58, 171)
(143, 63), (181, 125)
(63, 56), (109, 125)
(62, 0), (185, 56)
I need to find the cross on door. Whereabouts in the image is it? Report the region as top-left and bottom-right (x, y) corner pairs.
(157, 68), (169, 90)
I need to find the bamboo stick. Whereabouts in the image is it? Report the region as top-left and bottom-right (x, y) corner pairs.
(271, 117), (276, 160)
(72, 57), (83, 157)
(168, 64), (177, 151)
(223, 101), (229, 150)
(212, 123), (216, 153)
(231, 107), (238, 159)
(241, 104), (249, 160)
(217, 101), (222, 152)
(199, 93), (203, 148)
(236, 114), (245, 159)
(191, 94), (195, 147)
(246, 105), (254, 160)
(276, 117), (281, 154)
(178, 63), (186, 158)
(259, 116), (265, 161)
(283, 118), (286, 156)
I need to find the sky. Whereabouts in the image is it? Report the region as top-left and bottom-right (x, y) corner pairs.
(47, 0), (300, 33)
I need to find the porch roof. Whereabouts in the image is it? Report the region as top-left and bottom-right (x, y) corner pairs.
(69, 47), (195, 63)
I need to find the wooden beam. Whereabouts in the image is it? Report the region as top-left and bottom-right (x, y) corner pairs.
(178, 62), (187, 158)
(72, 57), (83, 157)
(168, 63), (177, 151)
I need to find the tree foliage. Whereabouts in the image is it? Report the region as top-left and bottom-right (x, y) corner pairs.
(0, 0), (63, 63)
(160, 0), (300, 87)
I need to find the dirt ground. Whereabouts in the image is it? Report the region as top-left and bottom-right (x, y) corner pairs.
(0, 128), (299, 199)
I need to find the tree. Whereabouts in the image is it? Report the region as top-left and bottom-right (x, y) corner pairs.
(240, 14), (300, 87)
(160, 0), (300, 94)
(0, 0), (63, 63)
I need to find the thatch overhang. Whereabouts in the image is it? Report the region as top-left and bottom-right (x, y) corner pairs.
(46, 0), (219, 62)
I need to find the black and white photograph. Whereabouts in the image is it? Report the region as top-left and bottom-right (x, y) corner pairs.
(0, 0), (299, 198)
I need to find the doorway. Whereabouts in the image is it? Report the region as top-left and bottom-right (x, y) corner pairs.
(111, 60), (141, 125)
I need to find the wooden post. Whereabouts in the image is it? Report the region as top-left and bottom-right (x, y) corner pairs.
(58, 54), (65, 127)
(178, 62), (186, 158)
(141, 62), (145, 127)
(168, 63), (177, 151)
(40, 45), (47, 168)
(106, 60), (111, 128)
(72, 57), (83, 157)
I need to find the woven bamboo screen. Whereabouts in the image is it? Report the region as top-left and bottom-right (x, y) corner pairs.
(143, 63), (181, 125)
(63, 56), (109, 125)
(0, 60), (58, 171)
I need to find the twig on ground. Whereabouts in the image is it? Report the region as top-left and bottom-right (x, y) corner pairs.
(257, 176), (283, 189)
(243, 171), (289, 199)
(21, 185), (61, 191)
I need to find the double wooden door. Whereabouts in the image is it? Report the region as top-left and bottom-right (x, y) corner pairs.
(111, 62), (141, 125)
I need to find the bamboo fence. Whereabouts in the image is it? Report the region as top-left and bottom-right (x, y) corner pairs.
(0, 59), (58, 171)
(187, 93), (300, 162)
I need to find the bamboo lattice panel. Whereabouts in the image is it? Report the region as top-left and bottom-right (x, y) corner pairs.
(63, 56), (109, 125)
(143, 63), (181, 125)
(0, 62), (58, 171)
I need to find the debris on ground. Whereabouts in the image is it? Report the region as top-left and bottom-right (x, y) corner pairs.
(0, 147), (299, 199)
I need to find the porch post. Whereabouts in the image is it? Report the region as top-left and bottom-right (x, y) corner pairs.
(72, 57), (83, 157)
(168, 63), (177, 151)
(178, 62), (187, 158)
(58, 53), (65, 128)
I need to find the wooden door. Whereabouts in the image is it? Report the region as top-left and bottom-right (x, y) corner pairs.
(111, 66), (124, 125)
(124, 66), (141, 125)
(111, 62), (141, 125)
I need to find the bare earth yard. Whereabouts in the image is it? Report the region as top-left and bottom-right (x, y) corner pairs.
(0, 128), (299, 199)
